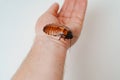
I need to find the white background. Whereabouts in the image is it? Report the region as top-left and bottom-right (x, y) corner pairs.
(0, 0), (120, 80)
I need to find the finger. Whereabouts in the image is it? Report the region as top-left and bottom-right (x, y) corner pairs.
(61, 0), (76, 17)
(71, 0), (87, 24)
(58, 0), (69, 17)
(66, 0), (87, 36)
(47, 3), (59, 16)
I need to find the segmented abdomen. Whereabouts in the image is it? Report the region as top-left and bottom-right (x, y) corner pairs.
(43, 24), (64, 36)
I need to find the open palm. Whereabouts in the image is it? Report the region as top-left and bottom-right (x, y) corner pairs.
(36, 0), (87, 47)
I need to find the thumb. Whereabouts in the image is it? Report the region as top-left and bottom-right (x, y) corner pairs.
(46, 3), (59, 16)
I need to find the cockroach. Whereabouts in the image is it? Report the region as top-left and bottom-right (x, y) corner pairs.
(43, 23), (73, 40)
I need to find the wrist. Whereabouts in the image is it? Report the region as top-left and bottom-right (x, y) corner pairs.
(34, 35), (70, 51)
(33, 35), (68, 55)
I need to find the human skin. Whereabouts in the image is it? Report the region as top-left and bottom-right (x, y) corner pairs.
(12, 0), (87, 80)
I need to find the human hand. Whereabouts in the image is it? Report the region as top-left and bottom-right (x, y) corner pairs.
(35, 0), (87, 49)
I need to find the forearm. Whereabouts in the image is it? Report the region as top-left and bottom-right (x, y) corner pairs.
(12, 36), (67, 80)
